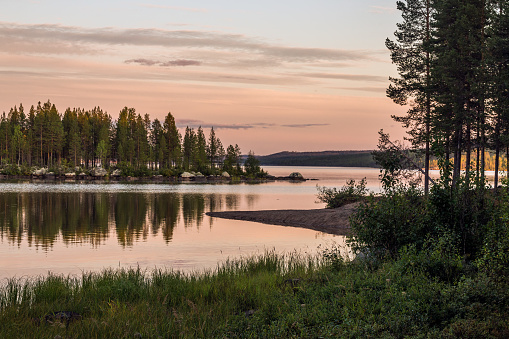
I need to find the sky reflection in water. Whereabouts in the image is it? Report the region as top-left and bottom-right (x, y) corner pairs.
(0, 166), (383, 278)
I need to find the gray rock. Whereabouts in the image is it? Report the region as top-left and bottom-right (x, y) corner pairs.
(64, 172), (75, 178)
(111, 169), (122, 176)
(289, 172), (304, 179)
(181, 172), (195, 178)
(32, 168), (48, 176)
(221, 171), (231, 178)
(92, 167), (108, 177)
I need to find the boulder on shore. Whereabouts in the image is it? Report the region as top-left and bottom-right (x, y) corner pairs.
(32, 168), (48, 176)
(221, 171), (231, 178)
(111, 169), (122, 177)
(289, 172), (304, 180)
(92, 167), (108, 177)
(181, 172), (195, 178)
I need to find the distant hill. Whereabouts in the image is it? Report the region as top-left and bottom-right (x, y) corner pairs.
(257, 151), (378, 168)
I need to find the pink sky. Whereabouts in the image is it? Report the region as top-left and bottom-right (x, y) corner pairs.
(0, 1), (407, 155)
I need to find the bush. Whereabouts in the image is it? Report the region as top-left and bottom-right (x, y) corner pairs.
(1, 164), (21, 176)
(348, 185), (431, 259)
(476, 199), (509, 279)
(117, 162), (134, 177)
(394, 235), (464, 283)
(316, 178), (368, 208)
(133, 166), (151, 177)
(158, 168), (174, 177)
(428, 178), (497, 258)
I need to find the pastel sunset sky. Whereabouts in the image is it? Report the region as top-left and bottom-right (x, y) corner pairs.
(0, 0), (408, 155)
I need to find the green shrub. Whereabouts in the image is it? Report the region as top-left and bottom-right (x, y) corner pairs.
(316, 178), (368, 208)
(117, 162), (134, 177)
(476, 206), (509, 279)
(1, 164), (21, 175)
(133, 166), (151, 177)
(428, 178), (498, 258)
(348, 185), (431, 259)
(158, 168), (174, 177)
(394, 235), (464, 283)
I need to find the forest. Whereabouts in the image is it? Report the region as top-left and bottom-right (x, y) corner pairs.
(0, 101), (263, 177)
(387, 0), (509, 191)
(258, 151), (378, 167)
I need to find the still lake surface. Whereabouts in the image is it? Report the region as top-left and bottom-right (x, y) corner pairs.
(1, 165), (491, 279)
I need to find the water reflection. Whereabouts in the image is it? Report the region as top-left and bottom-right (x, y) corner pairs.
(0, 191), (251, 249)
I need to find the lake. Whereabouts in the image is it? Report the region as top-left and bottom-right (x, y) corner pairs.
(0, 166), (440, 279)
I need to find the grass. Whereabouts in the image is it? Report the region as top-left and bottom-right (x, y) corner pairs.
(1, 248), (508, 338)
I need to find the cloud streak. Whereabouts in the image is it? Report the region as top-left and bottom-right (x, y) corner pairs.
(125, 58), (201, 67)
(281, 123), (330, 128)
(296, 72), (387, 82)
(175, 119), (328, 130)
(0, 22), (377, 63)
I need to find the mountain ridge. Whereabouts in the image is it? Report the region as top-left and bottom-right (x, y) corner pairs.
(256, 150), (377, 168)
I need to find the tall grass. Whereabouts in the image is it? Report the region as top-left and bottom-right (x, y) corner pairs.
(0, 248), (508, 338)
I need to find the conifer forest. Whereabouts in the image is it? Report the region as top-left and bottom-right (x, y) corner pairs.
(0, 101), (253, 177)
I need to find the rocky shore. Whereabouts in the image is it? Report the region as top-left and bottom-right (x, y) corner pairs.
(0, 169), (314, 183)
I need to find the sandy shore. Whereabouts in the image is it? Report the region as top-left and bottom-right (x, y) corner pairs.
(206, 202), (359, 235)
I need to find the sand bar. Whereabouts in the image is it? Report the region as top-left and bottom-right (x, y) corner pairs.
(206, 202), (359, 235)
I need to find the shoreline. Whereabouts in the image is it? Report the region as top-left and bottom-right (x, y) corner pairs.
(206, 202), (359, 235)
(0, 174), (314, 183)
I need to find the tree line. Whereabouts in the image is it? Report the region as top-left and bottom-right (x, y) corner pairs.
(0, 100), (262, 177)
(387, 0), (509, 192)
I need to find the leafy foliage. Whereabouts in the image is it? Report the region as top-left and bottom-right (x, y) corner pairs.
(316, 178), (368, 209)
(348, 185), (431, 259)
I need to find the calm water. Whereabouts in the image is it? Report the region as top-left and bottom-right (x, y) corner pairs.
(0, 166), (384, 279)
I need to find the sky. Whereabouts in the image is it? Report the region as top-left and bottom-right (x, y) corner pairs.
(0, 0), (408, 155)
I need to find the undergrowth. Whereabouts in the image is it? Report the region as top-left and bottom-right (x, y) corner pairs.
(0, 247), (508, 338)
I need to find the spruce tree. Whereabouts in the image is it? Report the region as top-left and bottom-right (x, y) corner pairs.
(432, 0), (486, 186)
(386, 0), (434, 193)
(163, 112), (181, 169)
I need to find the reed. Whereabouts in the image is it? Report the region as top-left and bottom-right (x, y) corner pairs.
(0, 248), (507, 338)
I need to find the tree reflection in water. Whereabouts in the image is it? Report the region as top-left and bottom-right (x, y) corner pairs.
(0, 191), (256, 249)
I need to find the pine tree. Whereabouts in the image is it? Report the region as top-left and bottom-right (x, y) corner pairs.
(182, 127), (196, 171)
(386, 0), (434, 193)
(244, 151), (261, 177)
(432, 0), (486, 186)
(487, 0), (509, 187)
(223, 144), (242, 176)
(163, 112), (181, 169)
(150, 119), (164, 170)
(194, 127), (208, 172)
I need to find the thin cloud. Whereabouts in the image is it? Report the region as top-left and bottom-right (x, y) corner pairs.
(0, 22), (378, 62)
(336, 86), (387, 93)
(161, 59), (201, 67)
(176, 119), (325, 130)
(295, 72), (387, 82)
(176, 119), (262, 130)
(125, 58), (159, 66)
(281, 123), (330, 128)
(125, 58), (201, 67)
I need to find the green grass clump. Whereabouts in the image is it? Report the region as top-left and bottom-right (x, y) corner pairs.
(1, 247), (508, 338)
